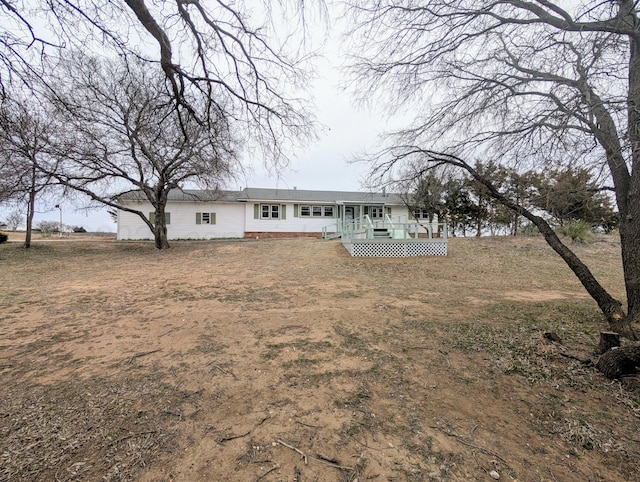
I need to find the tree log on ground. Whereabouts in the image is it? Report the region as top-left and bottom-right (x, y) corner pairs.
(596, 346), (640, 379)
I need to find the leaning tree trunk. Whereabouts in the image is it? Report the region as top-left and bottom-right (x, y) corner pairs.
(461, 160), (637, 339)
(531, 218), (635, 338)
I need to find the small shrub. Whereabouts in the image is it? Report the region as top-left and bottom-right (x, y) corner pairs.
(0, 232), (7, 244)
(518, 222), (540, 236)
(73, 226), (87, 233)
(557, 221), (592, 243)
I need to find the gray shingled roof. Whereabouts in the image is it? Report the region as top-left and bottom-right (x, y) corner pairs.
(117, 189), (242, 202)
(239, 188), (404, 204)
(118, 187), (405, 204)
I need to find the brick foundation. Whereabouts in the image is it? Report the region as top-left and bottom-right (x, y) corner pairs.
(244, 232), (323, 239)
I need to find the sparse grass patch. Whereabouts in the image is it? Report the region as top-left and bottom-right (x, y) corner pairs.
(2, 235), (639, 481)
(444, 317), (596, 386)
(0, 375), (181, 482)
(282, 357), (321, 369)
(335, 290), (362, 299)
(262, 338), (333, 359)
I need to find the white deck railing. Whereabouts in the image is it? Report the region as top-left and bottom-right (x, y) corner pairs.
(322, 215), (447, 241)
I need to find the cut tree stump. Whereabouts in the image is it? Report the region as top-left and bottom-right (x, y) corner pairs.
(596, 346), (640, 379)
(543, 332), (562, 343)
(598, 332), (621, 355)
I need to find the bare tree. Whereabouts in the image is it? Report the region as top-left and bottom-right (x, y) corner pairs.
(5, 210), (22, 231)
(0, 0), (317, 163)
(48, 54), (238, 249)
(0, 96), (59, 247)
(346, 1), (640, 336)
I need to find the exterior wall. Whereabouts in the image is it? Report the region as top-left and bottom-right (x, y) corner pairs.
(117, 201), (245, 240)
(116, 199), (419, 240)
(243, 202), (337, 234)
(389, 205), (412, 223)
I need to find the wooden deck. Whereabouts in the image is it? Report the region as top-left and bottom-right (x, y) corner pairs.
(323, 215), (448, 257)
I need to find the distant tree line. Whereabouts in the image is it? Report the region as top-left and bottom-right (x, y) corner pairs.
(410, 163), (617, 238)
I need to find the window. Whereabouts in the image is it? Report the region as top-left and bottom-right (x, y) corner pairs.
(413, 209), (430, 219)
(196, 212), (216, 224)
(149, 212), (171, 224)
(368, 206), (383, 219)
(299, 205), (335, 217)
(261, 204), (280, 219)
(255, 204), (286, 220)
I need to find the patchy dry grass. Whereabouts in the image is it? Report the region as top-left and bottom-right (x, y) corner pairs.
(1, 234), (640, 481)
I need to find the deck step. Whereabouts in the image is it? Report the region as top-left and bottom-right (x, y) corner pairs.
(373, 228), (392, 238)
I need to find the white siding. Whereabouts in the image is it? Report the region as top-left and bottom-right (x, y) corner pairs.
(243, 202), (337, 233)
(117, 201), (245, 240)
(116, 198), (422, 240)
(389, 205), (411, 223)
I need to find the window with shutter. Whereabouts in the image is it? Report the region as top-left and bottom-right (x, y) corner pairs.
(196, 212), (216, 224)
(259, 204), (281, 219)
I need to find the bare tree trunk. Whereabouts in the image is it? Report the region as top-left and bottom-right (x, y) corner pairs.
(24, 165), (37, 249)
(620, 188), (640, 322)
(619, 31), (640, 324)
(620, 214), (640, 324)
(153, 197), (170, 250)
(475, 196), (482, 237)
(154, 225), (169, 249)
(153, 217), (170, 249)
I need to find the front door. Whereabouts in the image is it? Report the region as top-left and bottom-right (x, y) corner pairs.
(345, 206), (354, 222)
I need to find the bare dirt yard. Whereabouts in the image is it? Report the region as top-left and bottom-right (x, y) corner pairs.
(1, 233), (640, 481)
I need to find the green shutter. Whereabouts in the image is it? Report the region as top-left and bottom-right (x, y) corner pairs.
(196, 212), (202, 224)
(211, 212), (216, 225)
(281, 205), (286, 220)
(386, 207), (392, 215)
(165, 213), (171, 224)
(149, 212), (155, 224)
(254, 204), (259, 219)
(294, 204), (299, 217)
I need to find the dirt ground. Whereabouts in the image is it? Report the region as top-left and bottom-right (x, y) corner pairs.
(1, 233), (640, 481)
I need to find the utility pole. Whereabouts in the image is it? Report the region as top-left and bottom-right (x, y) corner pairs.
(55, 204), (62, 238)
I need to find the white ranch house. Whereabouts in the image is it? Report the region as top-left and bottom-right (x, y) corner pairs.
(117, 188), (447, 257)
